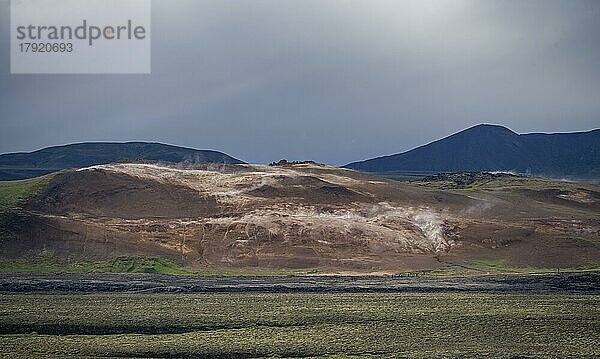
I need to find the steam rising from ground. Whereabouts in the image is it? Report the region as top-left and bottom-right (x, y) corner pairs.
(77, 163), (454, 253)
(82, 163), (361, 204)
(412, 211), (447, 250)
(94, 203), (454, 253)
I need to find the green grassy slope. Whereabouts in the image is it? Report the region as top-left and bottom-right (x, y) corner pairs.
(0, 256), (322, 276)
(0, 256), (191, 275)
(0, 176), (53, 242)
(413, 172), (600, 191)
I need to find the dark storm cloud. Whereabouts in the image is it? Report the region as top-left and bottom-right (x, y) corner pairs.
(1, 0), (599, 164)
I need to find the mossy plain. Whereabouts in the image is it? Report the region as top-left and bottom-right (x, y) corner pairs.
(0, 292), (598, 358)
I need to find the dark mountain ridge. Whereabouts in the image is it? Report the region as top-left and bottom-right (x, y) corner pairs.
(0, 142), (244, 180)
(345, 124), (600, 180)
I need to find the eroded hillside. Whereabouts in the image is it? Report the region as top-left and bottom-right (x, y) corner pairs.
(4, 163), (599, 273)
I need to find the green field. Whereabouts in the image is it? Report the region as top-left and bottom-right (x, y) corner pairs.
(0, 292), (598, 358)
(3, 255), (597, 277)
(0, 256), (324, 276)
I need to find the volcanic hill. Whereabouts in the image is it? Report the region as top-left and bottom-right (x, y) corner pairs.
(2, 162), (598, 273)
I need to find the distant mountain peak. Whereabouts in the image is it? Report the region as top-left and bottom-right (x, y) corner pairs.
(345, 124), (599, 180)
(458, 124), (517, 135)
(0, 142), (244, 181)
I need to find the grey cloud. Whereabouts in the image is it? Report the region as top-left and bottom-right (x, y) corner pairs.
(1, 0), (599, 165)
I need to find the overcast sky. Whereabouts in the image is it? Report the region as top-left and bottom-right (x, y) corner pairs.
(1, 0), (599, 165)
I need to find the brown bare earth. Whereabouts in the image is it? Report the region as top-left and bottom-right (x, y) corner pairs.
(4, 162), (599, 273)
